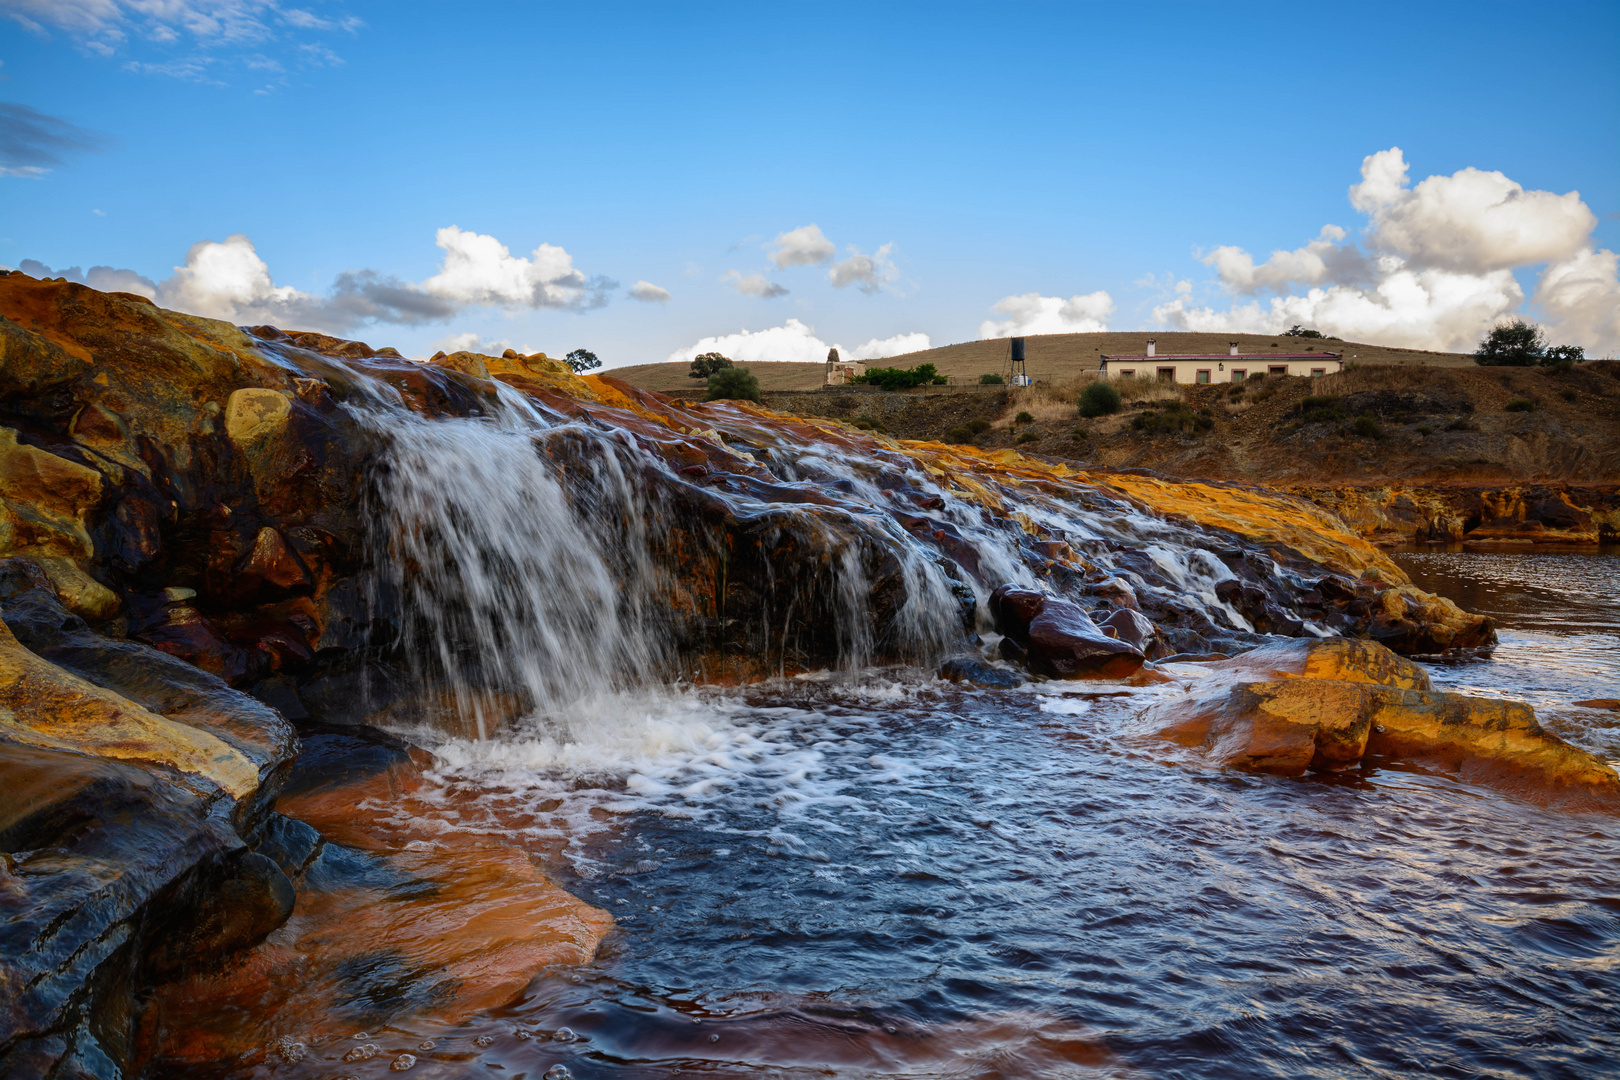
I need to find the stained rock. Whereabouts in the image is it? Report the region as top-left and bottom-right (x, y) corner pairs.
(939, 656), (1023, 689)
(1129, 638), (1619, 809)
(990, 585), (1144, 679)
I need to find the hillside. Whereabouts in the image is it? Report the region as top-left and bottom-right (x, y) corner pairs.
(610, 331), (1478, 395)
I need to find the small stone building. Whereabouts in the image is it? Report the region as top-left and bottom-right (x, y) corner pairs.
(824, 348), (866, 386)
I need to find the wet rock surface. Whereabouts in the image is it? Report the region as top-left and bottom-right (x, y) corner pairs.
(1131, 639), (1620, 809)
(0, 274), (1525, 1075)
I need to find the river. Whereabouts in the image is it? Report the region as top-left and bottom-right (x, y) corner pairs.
(232, 548), (1617, 1080)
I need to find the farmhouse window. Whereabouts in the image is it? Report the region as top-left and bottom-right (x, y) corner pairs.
(1195, 369), (1211, 384)
(1157, 367), (1175, 382)
(1231, 370), (1246, 383)
(1269, 365), (1288, 375)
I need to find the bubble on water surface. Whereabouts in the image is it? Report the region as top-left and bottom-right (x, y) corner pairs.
(552, 1026), (577, 1042)
(390, 1053), (416, 1072)
(544, 1066), (572, 1080)
(342, 1042), (379, 1062)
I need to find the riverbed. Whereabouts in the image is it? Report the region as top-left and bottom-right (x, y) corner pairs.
(200, 551), (1620, 1079)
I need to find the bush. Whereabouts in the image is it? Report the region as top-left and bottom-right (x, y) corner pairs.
(979, 373), (1004, 385)
(1352, 415), (1382, 439)
(705, 366), (761, 403)
(1545, 344), (1585, 371)
(565, 348), (601, 373)
(854, 363), (947, 390)
(967, 418), (991, 434)
(943, 425), (974, 444)
(1417, 425), (1434, 435)
(1505, 398), (1536, 412)
(1561, 388), (1578, 402)
(690, 351), (732, 379)
(1016, 431), (1039, 444)
(1013, 410), (1034, 424)
(1300, 394), (1345, 424)
(1284, 325), (1324, 338)
(1131, 400), (1212, 435)
(1474, 320), (1583, 368)
(1446, 418), (1479, 432)
(1078, 380), (1122, 417)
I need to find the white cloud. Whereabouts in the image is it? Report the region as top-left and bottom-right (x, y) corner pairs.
(1159, 147), (1620, 355)
(850, 331), (930, 361)
(666, 319), (929, 366)
(1204, 225), (1373, 294)
(419, 225), (613, 311)
(1534, 248), (1620, 356)
(20, 225), (636, 336)
(1153, 268), (1524, 352)
(1350, 148), (1595, 272)
(829, 243), (899, 295)
(722, 270), (788, 299)
(628, 280), (671, 303)
(979, 291), (1114, 338)
(767, 224), (836, 269)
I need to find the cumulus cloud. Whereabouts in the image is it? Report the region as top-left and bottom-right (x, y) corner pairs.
(1157, 147), (1620, 354)
(18, 258), (157, 295)
(979, 291), (1115, 338)
(768, 224), (836, 269)
(849, 331), (930, 361)
(0, 102), (108, 177)
(628, 280), (671, 303)
(17, 226), (629, 336)
(829, 243), (898, 295)
(666, 319), (929, 366)
(1350, 148), (1596, 272)
(723, 270), (788, 299)
(419, 226), (614, 311)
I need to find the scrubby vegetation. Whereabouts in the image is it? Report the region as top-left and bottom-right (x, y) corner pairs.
(566, 348), (601, 373)
(689, 352), (732, 379)
(979, 373), (1005, 385)
(1078, 380), (1122, 417)
(1131, 400), (1214, 434)
(1505, 398), (1536, 412)
(706, 365), (760, 403)
(1475, 319), (1586, 369)
(854, 363), (948, 390)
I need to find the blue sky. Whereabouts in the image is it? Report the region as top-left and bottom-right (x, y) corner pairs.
(3, 1), (1618, 365)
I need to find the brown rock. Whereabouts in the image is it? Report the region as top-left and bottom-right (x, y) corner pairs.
(242, 527), (309, 591)
(990, 584), (1145, 679)
(1130, 638), (1619, 809)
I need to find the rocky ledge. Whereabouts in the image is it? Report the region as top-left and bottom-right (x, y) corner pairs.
(1128, 638), (1620, 811)
(0, 273), (1520, 1077)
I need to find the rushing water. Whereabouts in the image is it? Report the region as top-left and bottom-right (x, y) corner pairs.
(212, 369), (1619, 1079)
(253, 549), (1620, 1080)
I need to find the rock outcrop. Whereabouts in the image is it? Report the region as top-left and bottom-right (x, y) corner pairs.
(1131, 639), (1620, 810)
(0, 272), (1517, 1075)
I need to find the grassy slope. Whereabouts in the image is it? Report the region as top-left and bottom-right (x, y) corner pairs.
(609, 331), (1477, 395)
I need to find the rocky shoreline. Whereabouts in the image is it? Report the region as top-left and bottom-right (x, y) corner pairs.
(2, 274), (1613, 1078)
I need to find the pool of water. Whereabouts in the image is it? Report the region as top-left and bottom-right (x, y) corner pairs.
(246, 553), (1620, 1079)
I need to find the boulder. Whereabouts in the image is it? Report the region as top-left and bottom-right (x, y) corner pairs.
(990, 585), (1145, 679)
(938, 656), (1023, 689)
(1129, 638), (1619, 809)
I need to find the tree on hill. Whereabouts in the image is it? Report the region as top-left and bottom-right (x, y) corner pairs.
(1284, 325), (1324, 338)
(1473, 320), (1583, 368)
(705, 365), (760, 403)
(689, 351), (732, 379)
(565, 348), (601, 372)
(853, 363), (948, 391)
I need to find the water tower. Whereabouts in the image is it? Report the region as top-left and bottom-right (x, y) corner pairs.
(1007, 337), (1030, 386)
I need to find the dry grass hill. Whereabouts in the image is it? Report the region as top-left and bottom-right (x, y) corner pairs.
(610, 331), (1477, 395)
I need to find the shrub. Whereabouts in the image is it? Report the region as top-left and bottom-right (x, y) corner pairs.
(943, 425), (974, 444)
(1227, 383), (1246, 397)
(1561, 388), (1578, 402)
(1352, 415), (1382, 439)
(1300, 394), (1346, 424)
(1474, 320), (1582, 368)
(967, 418), (991, 434)
(1014, 410), (1034, 424)
(1016, 431), (1039, 444)
(1284, 325), (1324, 338)
(1078, 380), (1122, 417)
(705, 366), (761, 403)
(565, 348), (601, 373)
(979, 373), (1005, 385)
(689, 351), (731, 379)
(854, 363), (947, 390)
(1446, 418), (1479, 432)
(1505, 398), (1536, 412)
(1131, 400), (1211, 435)
(1417, 425), (1434, 436)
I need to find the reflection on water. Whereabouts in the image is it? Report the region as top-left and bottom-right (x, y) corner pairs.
(187, 555), (1620, 1080)
(1392, 548), (1620, 761)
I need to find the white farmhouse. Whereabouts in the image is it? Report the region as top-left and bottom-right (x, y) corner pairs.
(1099, 340), (1341, 385)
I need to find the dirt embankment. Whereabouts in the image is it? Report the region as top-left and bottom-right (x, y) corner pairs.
(750, 362), (1620, 546)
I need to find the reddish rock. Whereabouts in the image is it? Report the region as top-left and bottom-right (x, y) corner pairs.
(991, 585), (1144, 679)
